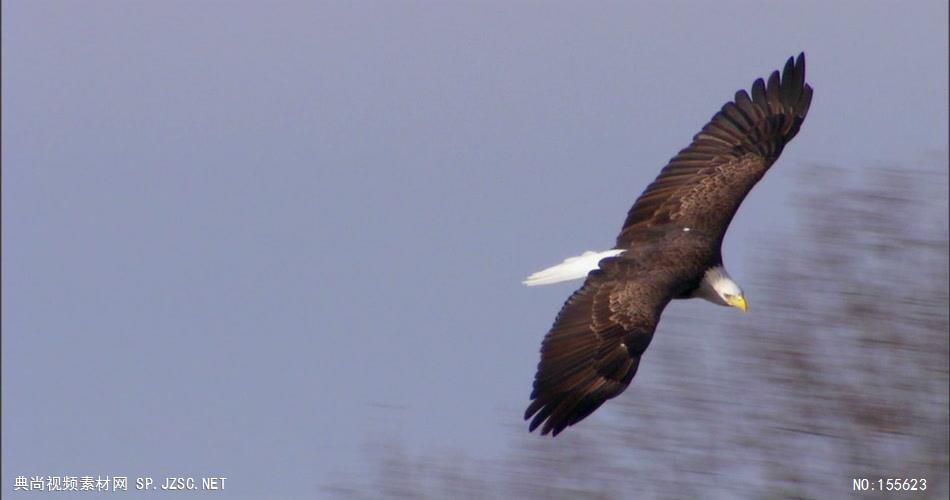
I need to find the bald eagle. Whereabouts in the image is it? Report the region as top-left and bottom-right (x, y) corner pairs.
(523, 54), (813, 436)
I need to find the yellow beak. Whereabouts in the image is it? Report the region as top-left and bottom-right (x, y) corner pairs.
(728, 294), (748, 312)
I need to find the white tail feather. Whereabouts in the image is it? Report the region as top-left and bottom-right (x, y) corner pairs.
(522, 249), (625, 286)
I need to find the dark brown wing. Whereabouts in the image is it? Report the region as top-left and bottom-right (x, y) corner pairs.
(616, 53), (813, 248)
(524, 257), (673, 436)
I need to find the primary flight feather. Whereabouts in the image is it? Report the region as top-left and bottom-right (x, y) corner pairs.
(524, 53), (813, 436)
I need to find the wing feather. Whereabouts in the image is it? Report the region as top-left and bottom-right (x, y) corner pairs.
(525, 259), (669, 436)
(616, 53), (812, 247)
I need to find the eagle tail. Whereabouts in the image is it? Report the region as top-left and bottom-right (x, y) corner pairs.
(522, 249), (625, 286)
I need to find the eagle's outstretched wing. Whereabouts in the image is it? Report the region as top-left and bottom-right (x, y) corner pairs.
(525, 257), (671, 436)
(616, 53), (812, 248)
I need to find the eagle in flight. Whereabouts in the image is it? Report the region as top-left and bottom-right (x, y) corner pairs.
(523, 54), (813, 436)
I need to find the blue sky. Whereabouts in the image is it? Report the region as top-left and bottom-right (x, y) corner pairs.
(3, 1), (947, 498)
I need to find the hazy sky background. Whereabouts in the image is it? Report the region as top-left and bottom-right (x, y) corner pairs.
(3, 1), (947, 498)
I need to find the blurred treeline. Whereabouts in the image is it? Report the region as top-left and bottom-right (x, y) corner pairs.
(330, 160), (949, 499)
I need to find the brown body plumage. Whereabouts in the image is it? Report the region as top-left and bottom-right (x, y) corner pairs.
(526, 54), (813, 436)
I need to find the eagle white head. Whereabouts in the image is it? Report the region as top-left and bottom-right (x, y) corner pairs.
(695, 266), (747, 312)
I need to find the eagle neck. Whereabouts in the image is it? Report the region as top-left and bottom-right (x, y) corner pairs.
(691, 265), (732, 306)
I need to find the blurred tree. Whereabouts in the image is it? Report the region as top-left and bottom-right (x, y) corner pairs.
(334, 161), (949, 499)
(727, 163), (949, 498)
